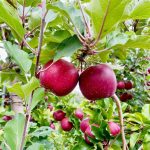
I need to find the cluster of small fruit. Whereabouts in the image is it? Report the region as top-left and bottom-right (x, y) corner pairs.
(51, 107), (120, 144)
(117, 81), (133, 102)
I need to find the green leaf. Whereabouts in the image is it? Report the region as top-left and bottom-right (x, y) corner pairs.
(4, 41), (32, 73)
(18, 0), (41, 7)
(106, 30), (129, 48)
(4, 114), (25, 150)
(86, 0), (130, 38)
(143, 142), (150, 150)
(31, 88), (45, 110)
(144, 133), (150, 143)
(27, 143), (44, 150)
(123, 0), (150, 20)
(31, 126), (52, 138)
(28, 8), (41, 30)
(7, 83), (24, 99)
(44, 30), (71, 43)
(54, 35), (82, 60)
(123, 35), (150, 49)
(22, 77), (40, 102)
(47, 2), (84, 33)
(72, 140), (92, 150)
(107, 32), (150, 50)
(130, 133), (139, 149)
(0, 0), (25, 40)
(142, 104), (150, 119)
(110, 144), (122, 150)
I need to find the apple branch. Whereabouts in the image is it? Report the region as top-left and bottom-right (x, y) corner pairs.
(112, 94), (127, 150)
(35, 1), (48, 75)
(90, 0), (110, 47)
(20, 1), (47, 150)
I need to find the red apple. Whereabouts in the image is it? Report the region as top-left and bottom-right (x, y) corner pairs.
(2, 116), (12, 121)
(127, 93), (133, 100)
(108, 122), (120, 136)
(117, 81), (125, 89)
(120, 93), (133, 102)
(80, 118), (90, 133)
(74, 108), (84, 120)
(61, 117), (73, 131)
(53, 110), (66, 121)
(79, 64), (117, 100)
(125, 81), (133, 90)
(120, 93), (128, 102)
(47, 104), (53, 111)
(39, 59), (79, 96)
(50, 122), (55, 130)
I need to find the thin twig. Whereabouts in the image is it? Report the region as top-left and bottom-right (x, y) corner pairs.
(77, 0), (91, 37)
(90, 0), (110, 47)
(19, 92), (34, 150)
(112, 94), (127, 150)
(25, 25), (40, 38)
(22, 39), (37, 54)
(19, 1), (47, 150)
(35, 10), (48, 75)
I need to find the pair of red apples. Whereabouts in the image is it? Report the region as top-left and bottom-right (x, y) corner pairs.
(39, 59), (117, 100)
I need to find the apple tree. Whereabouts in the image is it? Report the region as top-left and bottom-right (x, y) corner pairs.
(0, 0), (150, 150)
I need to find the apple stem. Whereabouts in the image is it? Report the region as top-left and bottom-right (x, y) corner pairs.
(112, 94), (127, 150)
(20, 1), (47, 150)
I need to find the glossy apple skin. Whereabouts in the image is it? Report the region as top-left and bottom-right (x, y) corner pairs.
(108, 122), (120, 136)
(79, 64), (117, 100)
(39, 59), (79, 96)
(75, 108), (84, 120)
(117, 81), (125, 89)
(53, 110), (66, 121)
(125, 81), (133, 90)
(61, 117), (73, 131)
(80, 118), (90, 133)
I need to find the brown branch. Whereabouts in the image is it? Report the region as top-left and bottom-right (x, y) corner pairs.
(35, 10), (48, 75)
(112, 94), (127, 150)
(90, 0), (110, 47)
(19, 1), (47, 150)
(19, 92), (34, 150)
